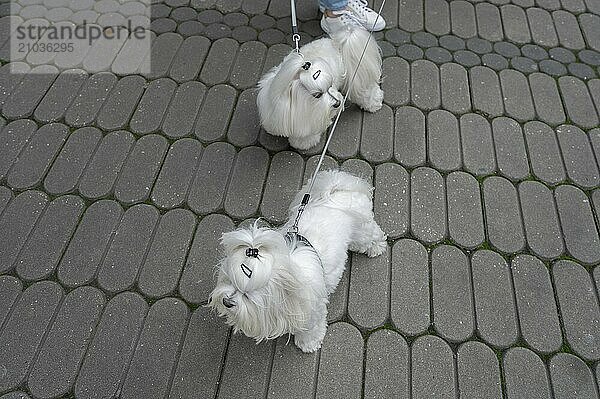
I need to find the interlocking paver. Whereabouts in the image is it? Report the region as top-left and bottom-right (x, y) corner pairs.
(151, 139), (203, 209)
(33, 69), (87, 123)
(15, 195), (84, 281)
(0, 281), (63, 392)
(483, 176), (526, 253)
(74, 292), (148, 399)
(431, 245), (474, 342)
(169, 36), (210, 82)
(224, 146), (269, 219)
(96, 75), (145, 131)
(169, 308), (229, 399)
(130, 78), (177, 135)
(195, 84), (237, 142)
(315, 322), (363, 398)
(527, 8), (559, 47)
(0, 119), (38, 181)
(451, 0), (477, 39)
(360, 104), (393, 163)
(57, 200), (123, 287)
(111, 31), (156, 76)
(97, 204), (158, 293)
(425, 0), (450, 36)
(558, 76), (599, 129)
(476, 3), (504, 41)
(528, 72), (566, 126)
(553, 10), (585, 50)
(2, 65), (58, 120)
(138, 209), (196, 298)
(382, 57), (410, 107)
(499, 70), (536, 122)
(470, 66), (504, 117)
(260, 151), (304, 223)
(348, 248), (389, 328)
(492, 117), (530, 180)
(411, 60), (440, 110)
(328, 106), (361, 159)
(580, 13), (600, 51)
(457, 341), (503, 399)
(554, 260), (600, 360)
(7, 123), (69, 190)
(394, 107), (426, 167)
(28, 286), (105, 399)
(64, 72), (117, 127)
(0, 186), (11, 216)
(459, 114), (495, 176)
(556, 125), (600, 188)
(427, 110), (461, 171)
(227, 89), (261, 147)
(523, 121), (566, 184)
(328, 261), (349, 323)
(502, 5), (532, 43)
(142, 33), (183, 80)
(0, 190), (48, 273)
(44, 127), (102, 195)
(391, 239), (430, 335)
(554, 185), (600, 264)
(471, 250), (519, 347)
(398, 0), (423, 32)
(411, 167), (447, 243)
(161, 81), (206, 139)
(0, 63), (30, 108)
(511, 254), (562, 353)
(504, 347), (553, 399)
(230, 41), (267, 89)
(114, 134), (169, 204)
(446, 171), (485, 248)
(550, 353), (597, 399)
(440, 63), (471, 113)
(340, 158), (373, 184)
(0, 276), (22, 332)
(200, 37), (238, 85)
(364, 330), (409, 399)
(412, 335), (457, 399)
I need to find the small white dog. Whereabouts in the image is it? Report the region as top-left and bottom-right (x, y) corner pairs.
(208, 170), (387, 352)
(256, 25), (384, 150)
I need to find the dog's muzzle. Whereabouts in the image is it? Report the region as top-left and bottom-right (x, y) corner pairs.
(223, 296), (236, 308)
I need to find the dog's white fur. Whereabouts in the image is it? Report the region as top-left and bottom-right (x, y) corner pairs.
(208, 170), (387, 352)
(257, 26), (384, 150)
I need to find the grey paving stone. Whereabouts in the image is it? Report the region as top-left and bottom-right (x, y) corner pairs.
(384, 28), (410, 46)
(96, 75), (145, 131)
(431, 245), (474, 342)
(391, 239), (430, 336)
(33, 69), (87, 123)
(454, 50), (481, 67)
(260, 151), (304, 223)
(588, 79), (600, 117)
(446, 172), (485, 248)
(466, 38), (492, 55)
(524, 121), (566, 184)
(471, 250), (519, 347)
(373, 163), (409, 238)
(114, 134), (169, 204)
(168, 36), (210, 83)
(97, 204), (158, 293)
(502, 5), (532, 43)
(398, 0), (423, 32)
(2, 65), (58, 120)
(569, 62), (596, 80)
(550, 353), (597, 399)
(364, 330), (409, 399)
(580, 13), (600, 52)
(151, 17), (177, 34)
(382, 57), (410, 107)
(528, 72), (566, 126)
(138, 209), (196, 298)
(340, 159), (372, 184)
(411, 60), (440, 110)
(64, 72), (117, 127)
(483, 176), (525, 253)
(121, 298), (189, 399)
(0, 276), (21, 329)
(411, 167), (447, 243)
(504, 347), (553, 399)
(457, 342), (503, 399)
(412, 335), (456, 399)
(556, 125), (600, 188)
(0, 190), (48, 273)
(44, 127), (102, 195)
(519, 181), (564, 259)
(162, 81), (206, 139)
(327, 258), (349, 323)
(78, 131), (135, 199)
(440, 63), (471, 113)
(522, 45), (548, 62)
(171, 6), (196, 21)
(360, 104), (393, 163)
(7, 123), (69, 190)
(57, 202), (121, 285)
(459, 114), (495, 176)
(439, 34), (465, 50)
(581, 50), (600, 67)
(74, 292), (147, 399)
(187, 142), (236, 214)
(229, 41), (267, 90)
(537, 0), (561, 9)
(494, 42), (521, 58)
(28, 286), (105, 398)
(0, 120), (38, 181)
(511, 254), (563, 353)
(223, 146), (269, 219)
(561, 0), (586, 12)
(499, 70), (536, 123)
(592, 129), (600, 164)
(15, 195), (84, 281)
(527, 8), (559, 47)
(328, 106), (361, 160)
(428, 110), (461, 173)
(0, 186), (11, 216)
(512, 56), (539, 74)
(397, 43), (424, 60)
(227, 89), (261, 147)
(130, 78), (177, 135)
(142, 33), (183, 80)
(555, 185), (600, 264)
(249, 13), (275, 30)
(548, 48), (575, 64)
(554, 260), (600, 360)
(315, 322), (363, 397)
(492, 117), (530, 180)
(470, 66), (504, 117)
(262, 44), (292, 75)
(231, 25), (258, 42)
(258, 28), (285, 45)
(169, 308), (229, 399)
(424, 0), (450, 35)
(553, 10), (585, 50)
(177, 20), (205, 36)
(199, 37), (238, 86)
(0, 281), (63, 392)
(475, 3), (504, 41)
(412, 31), (438, 48)
(450, 0), (476, 39)
(425, 47), (453, 63)
(151, 139), (203, 209)
(0, 63), (29, 109)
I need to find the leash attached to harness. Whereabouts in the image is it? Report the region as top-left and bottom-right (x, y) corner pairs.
(290, 0), (301, 52)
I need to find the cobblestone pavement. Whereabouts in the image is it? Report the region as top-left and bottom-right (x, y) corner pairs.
(1, 0), (600, 397)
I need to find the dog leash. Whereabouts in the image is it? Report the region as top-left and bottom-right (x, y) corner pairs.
(290, 0), (301, 53)
(288, 0), (386, 235)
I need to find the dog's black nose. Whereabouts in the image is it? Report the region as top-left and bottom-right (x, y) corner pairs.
(223, 297), (236, 308)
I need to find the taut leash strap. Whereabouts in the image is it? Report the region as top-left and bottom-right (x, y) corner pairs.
(290, 0), (301, 52)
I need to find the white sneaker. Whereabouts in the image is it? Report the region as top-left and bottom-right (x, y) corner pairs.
(346, 0), (386, 32)
(320, 11), (363, 35)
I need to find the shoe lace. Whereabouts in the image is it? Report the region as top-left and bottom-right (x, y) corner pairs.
(338, 10), (363, 27)
(349, 0), (371, 15)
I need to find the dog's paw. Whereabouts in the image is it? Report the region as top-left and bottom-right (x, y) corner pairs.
(361, 87), (384, 113)
(295, 336), (322, 353)
(366, 239), (387, 258)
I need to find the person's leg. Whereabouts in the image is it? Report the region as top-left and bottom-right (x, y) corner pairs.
(319, 0), (348, 12)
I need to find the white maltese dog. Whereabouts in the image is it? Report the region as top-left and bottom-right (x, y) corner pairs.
(256, 25), (384, 150)
(208, 170), (387, 352)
